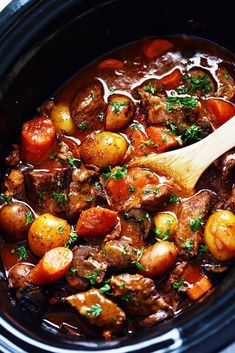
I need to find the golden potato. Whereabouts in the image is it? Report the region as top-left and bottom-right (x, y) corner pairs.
(0, 202), (35, 242)
(28, 213), (71, 257)
(154, 212), (177, 241)
(205, 210), (235, 261)
(80, 131), (128, 168)
(140, 241), (177, 277)
(50, 103), (76, 134)
(106, 94), (135, 131)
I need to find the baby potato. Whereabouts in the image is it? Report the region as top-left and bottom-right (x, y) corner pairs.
(28, 213), (71, 257)
(0, 202), (35, 242)
(80, 131), (128, 168)
(50, 103), (76, 134)
(140, 241), (177, 277)
(205, 210), (235, 261)
(154, 212), (177, 241)
(106, 94), (135, 131)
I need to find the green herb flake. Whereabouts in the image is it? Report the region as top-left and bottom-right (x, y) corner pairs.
(128, 185), (135, 193)
(84, 271), (100, 285)
(65, 226), (78, 248)
(99, 283), (111, 294)
(25, 211), (34, 225)
(89, 90), (95, 99)
(119, 283), (125, 289)
(169, 194), (181, 204)
(51, 192), (68, 208)
(95, 180), (102, 190)
(70, 267), (78, 274)
(97, 112), (105, 121)
(190, 217), (205, 232)
(79, 121), (87, 130)
(190, 75), (212, 93)
(224, 72), (230, 79)
(11, 246), (28, 260)
(131, 247), (145, 271)
(122, 292), (131, 303)
(143, 83), (157, 95)
(182, 240), (193, 251)
(166, 121), (178, 135)
(84, 195), (95, 202)
(162, 135), (167, 142)
(38, 191), (46, 207)
(172, 280), (184, 289)
(0, 195), (12, 204)
(183, 124), (201, 143)
(58, 226), (64, 234)
(166, 96), (198, 111)
(199, 244), (208, 254)
(110, 101), (127, 113)
(109, 86), (116, 93)
(67, 156), (81, 168)
(86, 304), (102, 317)
(49, 152), (57, 160)
(102, 246), (107, 253)
(102, 165), (128, 183)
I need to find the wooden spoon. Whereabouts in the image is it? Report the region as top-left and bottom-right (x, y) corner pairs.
(130, 116), (235, 191)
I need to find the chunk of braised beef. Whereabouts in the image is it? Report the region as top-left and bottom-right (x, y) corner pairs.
(175, 190), (213, 258)
(102, 238), (138, 269)
(136, 309), (173, 328)
(16, 285), (47, 316)
(164, 262), (188, 293)
(24, 168), (71, 213)
(110, 274), (172, 317)
(66, 288), (126, 337)
(124, 208), (152, 238)
(65, 246), (107, 291)
(140, 184), (173, 211)
(216, 66), (235, 100)
(70, 81), (106, 129)
(186, 68), (216, 96)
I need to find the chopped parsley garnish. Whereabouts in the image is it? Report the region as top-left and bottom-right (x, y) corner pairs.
(25, 211), (34, 225)
(166, 121), (178, 135)
(67, 156), (81, 168)
(97, 112), (105, 121)
(102, 165), (128, 183)
(169, 194), (181, 204)
(109, 86), (116, 93)
(190, 217), (205, 232)
(190, 75), (212, 93)
(166, 96), (198, 111)
(79, 121), (87, 130)
(11, 246), (28, 260)
(51, 192), (68, 208)
(199, 244), (208, 254)
(84, 271), (100, 285)
(183, 124), (201, 143)
(155, 227), (171, 241)
(58, 226), (64, 234)
(99, 283), (111, 294)
(162, 135), (167, 142)
(130, 121), (142, 137)
(177, 86), (189, 94)
(128, 186), (135, 193)
(89, 90), (95, 98)
(182, 240), (193, 251)
(38, 191), (46, 207)
(172, 280), (184, 289)
(84, 195), (95, 202)
(102, 246), (107, 253)
(224, 72), (230, 79)
(153, 187), (159, 194)
(141, 139), (154, 146)
(119, 283), (125, 289)
(86, 304), (102, 317)
(49, 152), (57, 160)
(70, 267), (78, 274)
(0, 195), (12, 204)
(94, 180), (102, 190)
(65, 226), (78, 248)
(110, 101), (127, 113)
(131, 247), (145, 271)
(122, 292), (131, 302)
(143, 82), (157, 95)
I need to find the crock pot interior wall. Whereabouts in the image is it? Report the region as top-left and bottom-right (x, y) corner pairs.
(0, 0), (235, 352)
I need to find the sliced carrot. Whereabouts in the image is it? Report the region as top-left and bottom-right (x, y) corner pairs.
(76, 207), (118, 238)
(207, 98), (235, 125)
(105, 167), (159, 209)
(187, 276), (212, 301)
(98, 58), (124, 70)
(30, 247), (73, 285)
(21, 116), (56, 164)
(143, 39), (174, 59)
(146, 126), (180, 153)
(159, 69), (182, 90)
(125, 126), (153, 158)
(182, 263), (203, 284)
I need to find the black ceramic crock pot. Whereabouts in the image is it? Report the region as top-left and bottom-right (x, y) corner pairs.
(0, 0), (235, 352)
